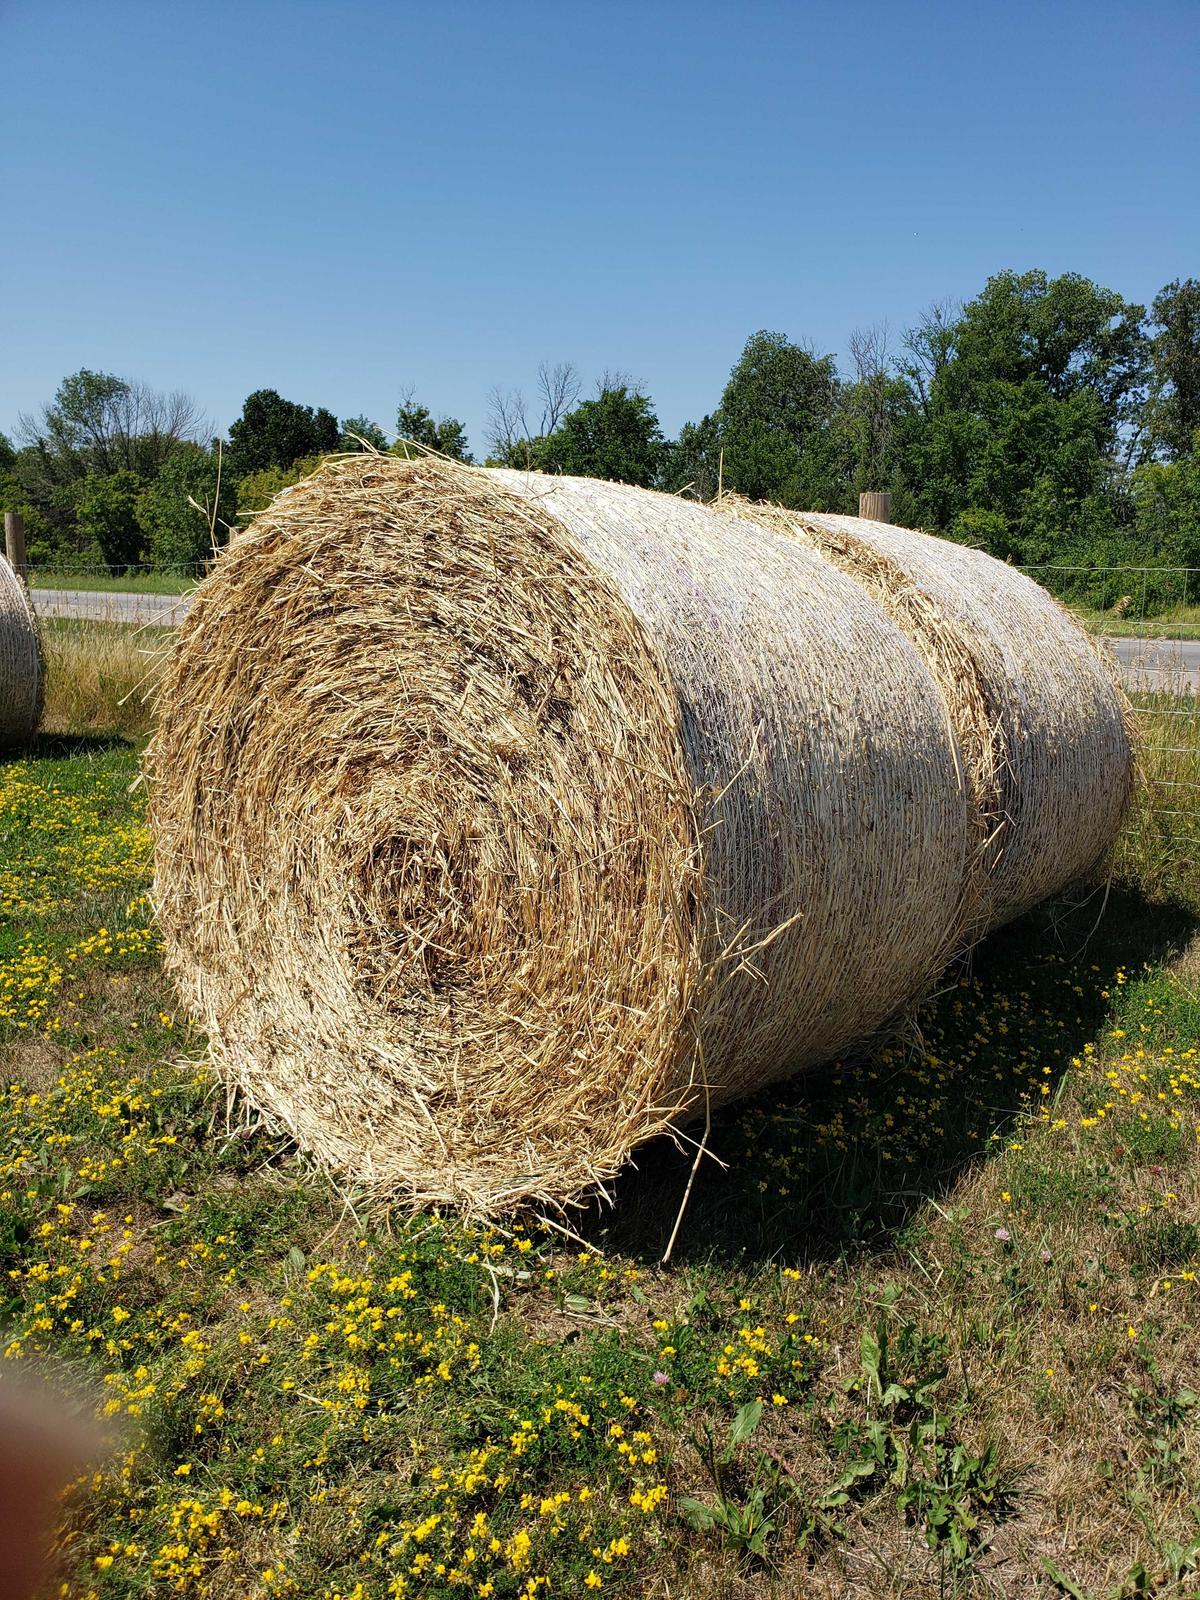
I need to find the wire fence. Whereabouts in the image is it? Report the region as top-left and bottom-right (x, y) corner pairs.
(25, 561), (200, 626)
(1022, 562), (1200, 637)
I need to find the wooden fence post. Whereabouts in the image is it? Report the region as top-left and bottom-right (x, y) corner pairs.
(858, 491), (893, 523)
(4, 511), (27, 578)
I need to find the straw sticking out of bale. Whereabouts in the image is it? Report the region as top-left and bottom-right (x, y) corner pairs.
(0, 554), (44, 749)
(147, 456), (972, 1211)
(738, 508), (1133, 930)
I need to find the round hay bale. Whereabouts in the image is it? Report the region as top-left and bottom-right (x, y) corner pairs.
(147, 456), (973, 1211)
(725, 504), (1133, 929)
(0, 554), (44, 750)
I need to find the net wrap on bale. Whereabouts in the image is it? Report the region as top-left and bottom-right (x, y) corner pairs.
(148, 456), (987, 1211)
(0, 553), (43, 750)
(728, 506), (1133, 933)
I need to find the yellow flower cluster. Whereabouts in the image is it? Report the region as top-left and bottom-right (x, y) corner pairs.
(0, 765), (151, 919)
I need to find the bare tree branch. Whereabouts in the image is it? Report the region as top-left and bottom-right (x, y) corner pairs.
(848, 322), (890, 385)
(17, 372), (211, 483)
(595, 368), (634, 398)
(536, 361), (580, 434)
(485, 385), (530, 459)
(848, 323), (895, 485)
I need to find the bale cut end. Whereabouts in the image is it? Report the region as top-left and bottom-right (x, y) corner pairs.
(146, 456), (706, 1212)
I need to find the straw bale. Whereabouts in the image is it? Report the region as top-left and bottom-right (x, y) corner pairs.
(147, 456), (973, 1211)
(0, 555), (43, 750)
(727, 506), (1133, 928)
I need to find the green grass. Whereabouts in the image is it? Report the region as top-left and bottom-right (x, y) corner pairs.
(28, 569), (197, 595)
(3, 738), (1199, 1600)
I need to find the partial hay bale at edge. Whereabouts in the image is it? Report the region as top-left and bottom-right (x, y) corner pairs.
(0, 554), (44, 750)
(146, 456), (971, 1213)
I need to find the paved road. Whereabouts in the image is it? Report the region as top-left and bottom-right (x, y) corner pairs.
(32, 588), (193, 626)
(1108, 635), (1200, 692)
(30, 588), (1200, 692)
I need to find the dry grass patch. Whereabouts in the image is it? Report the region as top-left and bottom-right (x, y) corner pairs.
(39, 618), (165, 739)
(1117, 685), (1200, 906)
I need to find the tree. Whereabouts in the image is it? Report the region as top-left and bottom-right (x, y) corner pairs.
(235, 455), (326, 518)
(486, 361), (581, 463)
(713, 331), (843, 506)
(540, 384), (664, 486)
(537, 361), (582, 435)
(75, 470), (145, 574)
(16, 369), (209, 483)
(393, 391), (473, 461)
(1143, 279), (1200, 461)
(1130, 437), (1200, 569)
(901, 271), (1149, 560)
(835, 324), (918, 512)
(899, 301), (960, 420)
(660, 414), (723, 500)
(958, 270), (1145, 417)
(0, 433), (56, 562)
(226, 390), (340, 478)
(135, 444), (237, 569)
(13, 370), (209, 547)
(339, 416), (389, 452)
(485, 387), (527, 463)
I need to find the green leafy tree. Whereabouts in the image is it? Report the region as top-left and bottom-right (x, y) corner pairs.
(75, 469), (145, 574)
(339, 416), (389, 452)
(677, 332), (843, 507)
(1130, 437), (1200, 569)
(487, 434), (549, 470)
(0, 433), (29, 534)
(540, 385), (664, 486)
(226, 390), (340, 478)
(903, 270), (1148, 561)
(17, 369), (208, 481)
(13, 370), (208, 549)
(235, 455), (326, 519)
(393, 392), (473, 461)
(950, 506), (1020, 562)
(1143, 279), (1200, 461)
(135, 445), (237, 569)
(0, 437), (55, 563)
(660, 414), (723, 500)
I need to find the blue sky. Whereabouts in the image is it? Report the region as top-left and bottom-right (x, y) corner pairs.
(3, 0), (1197, 457)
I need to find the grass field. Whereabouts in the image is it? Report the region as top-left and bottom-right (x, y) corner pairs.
(38, 621), (169, 740)
(3, 670), (1200, 1597)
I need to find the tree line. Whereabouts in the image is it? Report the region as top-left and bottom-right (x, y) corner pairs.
(2, 268), (1197, 610)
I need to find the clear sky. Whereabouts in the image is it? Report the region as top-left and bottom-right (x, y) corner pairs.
(3, 0), (1197, 458)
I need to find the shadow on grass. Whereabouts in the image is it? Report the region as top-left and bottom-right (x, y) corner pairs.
(582, 885), (1197, 1269)
(14, 732), (137, 761)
